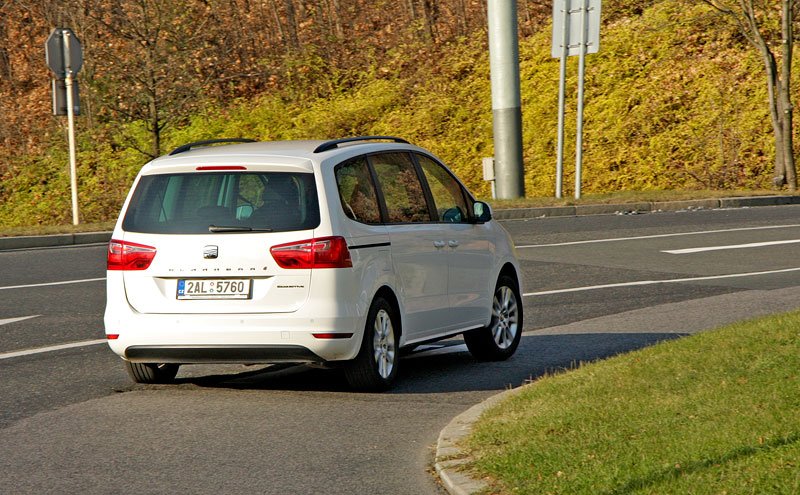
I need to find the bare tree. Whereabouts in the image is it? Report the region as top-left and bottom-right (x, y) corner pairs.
(90, 0), (225, 157)
(702, 0), (797, 191)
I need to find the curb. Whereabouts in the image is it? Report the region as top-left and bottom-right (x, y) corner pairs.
(0, 231), (111, 251)
(490, 195), (800, 220)
(435, 387), (525, 495)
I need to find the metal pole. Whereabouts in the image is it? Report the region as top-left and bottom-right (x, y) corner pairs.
(555, 0), (570, 199)
(574, 0), (588, 200)
(63, 30), (80, 225)
(487, 0), (525, 199)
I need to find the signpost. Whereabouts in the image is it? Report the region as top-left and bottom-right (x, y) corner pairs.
(45, 28), (82, 225)
(552, 0), (601, 199)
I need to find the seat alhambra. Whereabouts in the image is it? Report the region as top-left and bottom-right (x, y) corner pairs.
(104, 136), (523, 391)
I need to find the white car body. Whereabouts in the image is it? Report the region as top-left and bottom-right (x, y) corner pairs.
(104, 137), (522, 389)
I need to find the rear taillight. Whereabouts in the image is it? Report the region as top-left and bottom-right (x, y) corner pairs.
(270, 236), (352, 269)
(107, 240), (157, 271)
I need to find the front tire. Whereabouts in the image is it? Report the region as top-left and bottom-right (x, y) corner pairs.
(464, 274), (522, 361)
(344, 297), (399, 392)
(124, 361), (180, 384)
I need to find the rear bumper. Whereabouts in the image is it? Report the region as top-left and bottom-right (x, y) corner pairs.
(104, 296), (363, 364)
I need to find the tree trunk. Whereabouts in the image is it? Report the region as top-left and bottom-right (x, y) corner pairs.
(421, 0), (438, 41)
(270, 0), (287, 47)
(330, 0), (344, 39)
(283, 0), (300, 51)
(780, 0), (796, 190)
(761, 49), (786, 187)
(0, 18), (10, 81)
(406, 0), (417, 21)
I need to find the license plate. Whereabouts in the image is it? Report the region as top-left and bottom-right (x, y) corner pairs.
(177, 279), (252, 300)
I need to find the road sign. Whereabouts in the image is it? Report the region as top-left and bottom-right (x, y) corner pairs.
(45, 28), (83, 77)
(552, 0), (602, 200)
(51, 78), (80, 116)
(551, 0), (601, 58)
(45, 27), (82, 225)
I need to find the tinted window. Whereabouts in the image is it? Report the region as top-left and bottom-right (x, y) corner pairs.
(370, 153), (431, 223)
(417, 154), (469, 223)
(335, 157), (382, 224)
(122, 172), (320, 234)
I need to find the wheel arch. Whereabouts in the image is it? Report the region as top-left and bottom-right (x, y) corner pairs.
(372, 285), (403, 342)
(498, 262), (520, 290)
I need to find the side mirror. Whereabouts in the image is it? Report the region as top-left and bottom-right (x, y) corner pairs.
(472, 201), (492, 223)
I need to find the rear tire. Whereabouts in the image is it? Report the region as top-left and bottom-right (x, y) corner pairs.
(344, 297), (399, 392)
(464, 274), (522, 361)
(124, 361), (180, 384)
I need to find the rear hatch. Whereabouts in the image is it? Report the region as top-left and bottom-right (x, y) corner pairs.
(117, 169), (321, 314)
(121, 232), (314, 314)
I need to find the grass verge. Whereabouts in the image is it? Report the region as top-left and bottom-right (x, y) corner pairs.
(466, 311), (800, 494)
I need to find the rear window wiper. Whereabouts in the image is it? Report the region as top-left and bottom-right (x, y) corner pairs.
(208, 225), (273, 233)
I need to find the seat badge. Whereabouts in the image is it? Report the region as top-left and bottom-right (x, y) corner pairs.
(203, 245), (219, 259)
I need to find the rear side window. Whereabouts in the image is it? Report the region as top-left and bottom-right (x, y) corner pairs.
(369, 153), (431, 223)
(335, 157), (382, 224)
(122, 172), (320, 234)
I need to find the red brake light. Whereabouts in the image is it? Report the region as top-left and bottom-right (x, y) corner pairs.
(107, 240), (157, 271)
(270, 236), (352, 269)
(195, 166), (247, 171)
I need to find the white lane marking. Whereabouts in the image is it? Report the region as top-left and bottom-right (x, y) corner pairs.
(0, 339), (107, 361)
(517, 224), (800, 249)
(0, 315), (40, 326)
(663, 239), (800, 254)
(524, 267), (800, 297)
(0, 277), (106, 291)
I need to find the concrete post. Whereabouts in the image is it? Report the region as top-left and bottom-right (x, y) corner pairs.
(487, 0), (525, 199)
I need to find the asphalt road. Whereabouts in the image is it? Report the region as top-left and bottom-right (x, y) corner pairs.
(2, 205), (800, 494)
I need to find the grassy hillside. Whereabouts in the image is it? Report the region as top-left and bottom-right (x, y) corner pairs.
(0, 0), (785, 227)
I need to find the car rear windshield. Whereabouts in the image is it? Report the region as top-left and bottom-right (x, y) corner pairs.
(122, 172), (320, 234)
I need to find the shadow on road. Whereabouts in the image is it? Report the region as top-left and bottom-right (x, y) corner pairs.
(172, 331), (687, 394)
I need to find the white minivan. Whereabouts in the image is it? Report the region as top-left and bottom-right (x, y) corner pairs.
(104, 136), (523, 390)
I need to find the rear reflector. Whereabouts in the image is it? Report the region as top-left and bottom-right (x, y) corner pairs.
(312, 333), (354, 339)
(270, 236), (353, 269)
(107, 240), (157, 271)
(196, 166), (247, 171)
(106, 334), (120, 340)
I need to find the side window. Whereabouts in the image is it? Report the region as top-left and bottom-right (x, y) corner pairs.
(417, 154), (469, 223)
(370, 153), (431, 223)
(335, 157), (382, 224)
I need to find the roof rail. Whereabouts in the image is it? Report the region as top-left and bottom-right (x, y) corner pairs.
(168, 138), (257, 156)
(313, 136), (410, 154)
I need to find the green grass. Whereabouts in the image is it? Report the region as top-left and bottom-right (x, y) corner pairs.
(466, 311), (800, 494)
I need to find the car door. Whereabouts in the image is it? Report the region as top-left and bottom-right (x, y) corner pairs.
(416, 153), (493, 329)
(368, 152), (450, 340)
